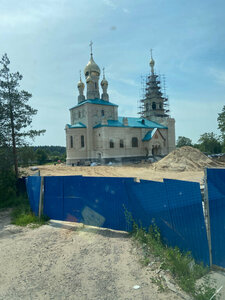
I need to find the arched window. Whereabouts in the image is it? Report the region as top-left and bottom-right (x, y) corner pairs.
(152, 102), (156, 110)
(120, 139), (124, 148)
(78, 111), (81, 118)
(159, 102), (163, 109)
(95, 82), (97, 89)
(70, 136), (73, 148)
(81, 135), (84, 148)
(132, 137), (138, 147)
(101, 110), (104, 116)
(109, 139), (114, 148)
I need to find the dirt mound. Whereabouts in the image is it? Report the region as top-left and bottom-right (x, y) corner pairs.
(153, 146), (222, 171)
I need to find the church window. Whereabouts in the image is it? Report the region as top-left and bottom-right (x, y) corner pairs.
(81, 135), (84, 147)
(70, 136), (73, 148)
(85, 71), (89, 76)
(146, 103), (149, 111)
(159, 102), (162, 109)
(120, 139), (124, 148)
(152, 102), (156, 110)
(109, 139), (114, 148)
(132, 137), (138, 147)
(95, 82), (97, 89)
(101, 110), (104, 116)
(78, 111), (81, 118)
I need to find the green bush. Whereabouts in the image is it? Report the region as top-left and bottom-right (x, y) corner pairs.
(0, 170), (17, 208)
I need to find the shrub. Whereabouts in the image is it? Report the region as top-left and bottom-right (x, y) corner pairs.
(0, 169), (16, 208)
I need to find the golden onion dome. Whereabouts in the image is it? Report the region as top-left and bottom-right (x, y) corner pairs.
(77, 79), (84, 89)
(150, 58), (155, 67)
(101, 78), (108, 86)
(84, 55), (100, 76)
(101, 67), (108, 86)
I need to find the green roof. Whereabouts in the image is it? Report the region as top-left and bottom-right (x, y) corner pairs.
(66, 122), (86, 128)
(70, 98), (118, 110)
(142, 128), (157, 141)
(93, 117), (167, 129)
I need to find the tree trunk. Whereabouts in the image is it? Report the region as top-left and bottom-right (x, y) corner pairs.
(9, 99), (18, 178)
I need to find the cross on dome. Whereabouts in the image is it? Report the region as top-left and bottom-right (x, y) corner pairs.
(89, 41), (93, 57)
(150, 48), (155, 74)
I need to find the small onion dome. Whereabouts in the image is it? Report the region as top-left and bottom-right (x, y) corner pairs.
(101, 78), (108, 86)
(150, 57), (155, 68)
(84, 55), (100, 76)
(77, 79), (84, 89)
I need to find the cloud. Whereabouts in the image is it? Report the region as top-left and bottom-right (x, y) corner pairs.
(107, 71), (139, 87)
(123, 8), (129, 14)
(102, 0), (116, 9)
(208, 67), (225, 87)
(0, 0), (66, 29)
(108, 88), (138, 117)
(171, 97), (222, 143)
(117, 78), (139, 87)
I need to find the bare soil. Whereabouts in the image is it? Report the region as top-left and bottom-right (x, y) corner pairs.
(0, 211), (188, 300)
(22, 164), (205, 184)
(153, 146), (223, 172)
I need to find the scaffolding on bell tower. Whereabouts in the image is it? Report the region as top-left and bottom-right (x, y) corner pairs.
(138, 55), (170, 120)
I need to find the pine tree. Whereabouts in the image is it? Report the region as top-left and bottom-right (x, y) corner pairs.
(0, 53), (45, 178)
(217, 105), (225, 152)
(218, 106), (225, 137)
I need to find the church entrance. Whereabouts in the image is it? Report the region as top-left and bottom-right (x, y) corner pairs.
(152, 145), (161, 156)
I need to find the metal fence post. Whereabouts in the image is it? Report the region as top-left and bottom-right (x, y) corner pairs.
(204, 168), (212, 267)
(38, 176), (44, 219)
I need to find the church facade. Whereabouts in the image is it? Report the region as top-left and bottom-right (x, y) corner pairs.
(65, 49), (175, 165)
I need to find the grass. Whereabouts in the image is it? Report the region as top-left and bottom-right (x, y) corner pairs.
(1, 194), (49, 227)
(124, 209), (217, 299)
(151, 277), (166, 292)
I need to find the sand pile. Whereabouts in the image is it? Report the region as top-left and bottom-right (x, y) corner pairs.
(153, 146), (222, 171)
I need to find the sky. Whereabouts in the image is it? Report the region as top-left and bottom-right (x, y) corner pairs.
(1, 0), (225, 146)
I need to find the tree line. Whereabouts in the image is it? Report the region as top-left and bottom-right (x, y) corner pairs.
(18, 145), (66, 166)
(176, 106), (225, 154)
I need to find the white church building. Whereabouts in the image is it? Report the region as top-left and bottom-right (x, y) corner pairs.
(65, 47), (175, 165)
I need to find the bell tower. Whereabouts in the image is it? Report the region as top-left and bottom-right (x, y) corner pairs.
(140, 50), (169, 122)
(84, 41), (100, 99)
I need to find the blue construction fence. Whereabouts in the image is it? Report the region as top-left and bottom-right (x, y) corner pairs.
(26, 174), (211, 266)
(206, 168), (225, 268)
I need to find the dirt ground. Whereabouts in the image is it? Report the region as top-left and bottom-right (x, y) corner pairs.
(22, 164), (205, 184)
(0, 210), (189, 300)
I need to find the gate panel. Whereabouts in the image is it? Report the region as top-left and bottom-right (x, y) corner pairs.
(164, 179), (209, 265)
(125, 180), (177, 245)
(43, 176), (64, 220)
(26, 176), (41, 216)
(63, 176), (133, 231)
(207, 168), (225, 268)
